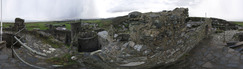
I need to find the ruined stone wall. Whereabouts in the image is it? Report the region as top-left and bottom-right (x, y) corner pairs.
(160, 18), (212, 63)
(44, 30), (71, 45)
(186, 17), (238, 30)
(124, 9), (213, 68)
(86, 8), (214, 68)
(110, 8), (189, 46)
(13, 18), (25, 31)
(142, 18), (213, 68)
(71, 22), (82, 47)
(70, 22), (101, 52)
(211, 18), (238, 30)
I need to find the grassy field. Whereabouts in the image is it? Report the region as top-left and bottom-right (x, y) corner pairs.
(3, 19), (112, 31)
(4, 20), (241, 31)
(232, 21), (243, 26)
(3, 23), (13, 28)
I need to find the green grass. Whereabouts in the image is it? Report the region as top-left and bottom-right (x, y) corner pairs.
(30, 31), (63, 48)
(83, 19), (102, 23)
(233, 21), (243, 31)
(3, 23), (13, 28)
(215, 29), (224, 33)
(83, 19), (112, 28)
(46, 54), (78, 65)
(233, 21), (243, 26)
(42, 36), (62, 48)
(3, 21), (72, 31)
(25, 22), (49, 30)
(25, 21), (73, 31)
(3, 19), (112, 31)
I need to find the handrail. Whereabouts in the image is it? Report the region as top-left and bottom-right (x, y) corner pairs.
(12, 27), (48, 69)
(11, 36), (25, 47)
(14, 36), (47, 57)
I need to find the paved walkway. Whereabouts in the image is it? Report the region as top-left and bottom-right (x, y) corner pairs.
(187, 31), (243, 69)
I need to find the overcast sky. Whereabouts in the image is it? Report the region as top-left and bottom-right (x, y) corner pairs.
(1, 0), (243, 22)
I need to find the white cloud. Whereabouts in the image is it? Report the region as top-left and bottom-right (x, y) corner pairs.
(97, 0), (243, 21)
(0, 0), (242, 22)
(188, 0), (243, 21)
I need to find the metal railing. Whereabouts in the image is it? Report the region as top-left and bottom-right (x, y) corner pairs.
(12, 27), (47, 57)
(14, 36), (47, 56)
(11, 27), (47, 69)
